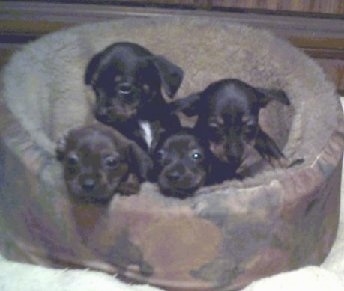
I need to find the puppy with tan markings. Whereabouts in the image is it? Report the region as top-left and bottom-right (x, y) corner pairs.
(172, 79), (303, 182)
(85, 42), (183, 152)
(56, 123), (153, 203)
(152, 129), (211, 199)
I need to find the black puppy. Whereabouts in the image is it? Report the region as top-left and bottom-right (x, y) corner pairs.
(172, 79), (300, 182)
(85, 42), (183, 152)
(56, 123), (153, 203)
(152, 129), (211, 199)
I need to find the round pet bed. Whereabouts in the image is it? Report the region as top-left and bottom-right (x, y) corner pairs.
(0, 17), (343, 291)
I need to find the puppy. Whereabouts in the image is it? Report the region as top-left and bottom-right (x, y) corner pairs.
(172, 79), (302, 182)
(85, 42), (183, 152)
(152, 129), (210, 199)
(56, 123), (153, 203)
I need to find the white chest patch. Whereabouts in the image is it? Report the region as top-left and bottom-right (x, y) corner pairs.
(139, 121), (153, 148)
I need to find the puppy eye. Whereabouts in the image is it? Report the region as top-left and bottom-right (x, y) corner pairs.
(243, 119), (257, 138)
(242, 116), (256, 127)
(66, 153), (79, 166)
(104, 156), (119, 169)
(191, 151), (203, 161)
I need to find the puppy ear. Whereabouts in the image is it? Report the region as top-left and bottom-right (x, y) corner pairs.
(55, 134), (68, 161)
(127, 142), (154, 181)
(84, 52), (103, 86)
(151, 55), (184, 98)
(255, 88), (290, 107)
(169, 93), (202, 117)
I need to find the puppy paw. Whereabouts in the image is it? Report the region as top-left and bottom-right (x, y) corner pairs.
(118, 182), (140, 196)
(270, 157), (304, 168)
(118, 175), (141, 196)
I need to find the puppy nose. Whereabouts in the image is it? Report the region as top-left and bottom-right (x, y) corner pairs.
(82, 178), (96, 191)
(118, 82), (133, 94)
(166, 168), (184, 181)
(166, 165), (186, 182)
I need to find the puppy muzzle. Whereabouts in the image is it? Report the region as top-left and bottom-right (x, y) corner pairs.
(66, 174), (118, 203)
(159, 165), (206, 197)
(81, 177), (96, 192)
(117, 82), (133, 95)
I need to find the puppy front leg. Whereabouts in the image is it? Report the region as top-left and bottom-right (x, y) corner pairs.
(118, 174), (140, 196)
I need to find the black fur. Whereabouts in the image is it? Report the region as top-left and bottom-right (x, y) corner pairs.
(85, 42), (183, 152)
(171, 79), (303, 182)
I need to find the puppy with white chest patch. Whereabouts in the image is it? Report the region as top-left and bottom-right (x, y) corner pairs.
(85, 42), (184, 152)
(56, 123), (153, 203)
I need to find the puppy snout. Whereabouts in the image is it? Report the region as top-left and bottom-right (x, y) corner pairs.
(81, 178), (96, 192)
(166, 165), (185, 181)
(167, 170), (182, 181)
(226, 142), (244, 161)
(118, 82), (133, 95)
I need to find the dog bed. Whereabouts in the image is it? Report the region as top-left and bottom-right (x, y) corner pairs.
(0, 17), (343, 290)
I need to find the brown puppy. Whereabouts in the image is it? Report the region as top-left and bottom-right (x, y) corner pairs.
(152, 129), (210, 199)
(56, 123), (153, 203)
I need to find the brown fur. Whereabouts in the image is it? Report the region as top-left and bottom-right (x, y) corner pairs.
(56, 123), (153, 203)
